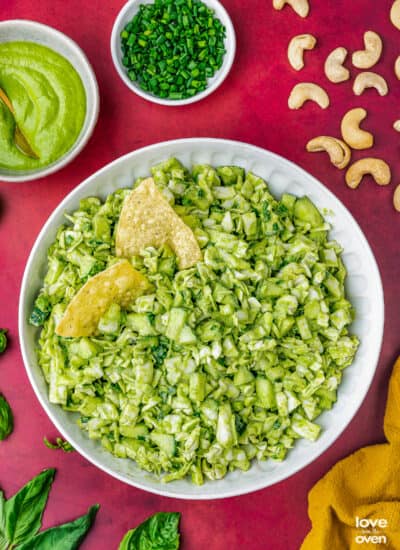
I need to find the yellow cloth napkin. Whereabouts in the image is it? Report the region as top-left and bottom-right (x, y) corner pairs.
(301, 357), (400, 550)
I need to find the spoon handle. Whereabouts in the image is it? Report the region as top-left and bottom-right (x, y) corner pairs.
(0, 87), (14, 113)
(14, 127), (39, 159)
(0, 86), (39, 159)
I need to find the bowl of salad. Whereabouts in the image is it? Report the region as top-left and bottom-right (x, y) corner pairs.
(19, 138), (384, 499)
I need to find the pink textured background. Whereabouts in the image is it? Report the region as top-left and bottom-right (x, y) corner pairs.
(1, 1), (399, 548)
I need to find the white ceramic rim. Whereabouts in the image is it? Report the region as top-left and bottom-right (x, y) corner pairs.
(0, 19), (100, 183)
(110, 0), (236, 106)
(19, 138), (384, 499)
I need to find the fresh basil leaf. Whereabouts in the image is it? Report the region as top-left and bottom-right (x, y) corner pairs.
(0, 395), (13, 441)
(0, 490), (7, 550)
(17, 504), (99, 550)
(0, 330), (7, 354)
(4, 469), (54, 548)
(118, 512), (180, 550)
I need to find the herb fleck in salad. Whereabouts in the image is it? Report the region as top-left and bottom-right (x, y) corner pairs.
(31, 158), (359, 484)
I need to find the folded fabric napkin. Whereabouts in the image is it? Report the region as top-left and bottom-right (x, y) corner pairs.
(301, 357), (400, 550)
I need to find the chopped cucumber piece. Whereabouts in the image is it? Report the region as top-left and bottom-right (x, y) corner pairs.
(294, 197), (324, 227)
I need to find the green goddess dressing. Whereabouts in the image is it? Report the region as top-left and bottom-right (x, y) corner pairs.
(0, 41), (86, 171)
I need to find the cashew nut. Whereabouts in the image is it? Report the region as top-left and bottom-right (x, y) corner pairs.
(395, 56), (400, 79)
(273, 0), (309, 18)
(288, 34), (317, 71)
(393, 185), (400, 212)
(393, 120), (400, 132)
(391, 0), (400, 30)
(288, 83), (330, 110)
(341, 108), (374, 150)
(306, 136), (351, 169)
(324, 47), (350, 83)
(352, 31), (383, 69)
(345, 159), (391, 189)
(353, 72), (389, 96)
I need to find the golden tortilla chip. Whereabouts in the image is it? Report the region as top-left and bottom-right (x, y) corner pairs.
(115, 177), (202, 270)
(55, 260), (151, 338)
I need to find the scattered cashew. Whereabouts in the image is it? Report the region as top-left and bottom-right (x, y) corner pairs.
(393, 120), (400, 132)
(353, 72), (388, 96)
(391, 0), (400, 30)
(324, 47), (350, 83)
(288, 34), (317, 71)
(306, 136), (351, 169)
(352, 31), (383, 69)
(288, 83), (330, 109)
(273, 0), (309, 17)
(395, 56), (400, 79)
(345, 159), (391, 189)
(393, 185), (400, 212)
(341, 108), (374, 150)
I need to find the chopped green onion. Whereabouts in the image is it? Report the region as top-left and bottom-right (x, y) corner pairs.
(120, 0), (226, 100)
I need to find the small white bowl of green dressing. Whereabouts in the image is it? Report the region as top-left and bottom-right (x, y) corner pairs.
(0, 20), (99, 182)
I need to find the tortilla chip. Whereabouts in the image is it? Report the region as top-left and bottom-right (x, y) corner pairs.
(115, 177), (202, 270)
(55, 260), (151, 338)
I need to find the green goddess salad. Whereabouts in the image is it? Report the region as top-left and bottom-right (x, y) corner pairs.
(30, 158), (359, 484)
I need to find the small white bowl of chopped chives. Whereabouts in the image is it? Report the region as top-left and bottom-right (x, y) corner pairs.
(111, 0), (236, 106)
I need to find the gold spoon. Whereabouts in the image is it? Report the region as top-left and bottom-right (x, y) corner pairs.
(0, 87), (39, 159)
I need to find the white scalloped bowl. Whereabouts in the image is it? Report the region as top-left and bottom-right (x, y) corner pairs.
(19, 139), (384, 499)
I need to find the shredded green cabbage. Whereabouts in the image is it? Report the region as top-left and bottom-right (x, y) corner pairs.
(31, 158), (359, 484)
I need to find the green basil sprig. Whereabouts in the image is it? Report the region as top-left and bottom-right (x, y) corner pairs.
(118, 512), (180, 550)
(0, 329), (13, 442)
(0, 330), (7, 354)
(0, 469), (98, 550)
(0, 469), (54, 549)
(0, 395), (13, 441)
(43, 437), (74, 453)
(17, 505), (98, 550)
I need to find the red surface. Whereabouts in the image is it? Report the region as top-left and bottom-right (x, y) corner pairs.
(1, 1), (399, 549)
